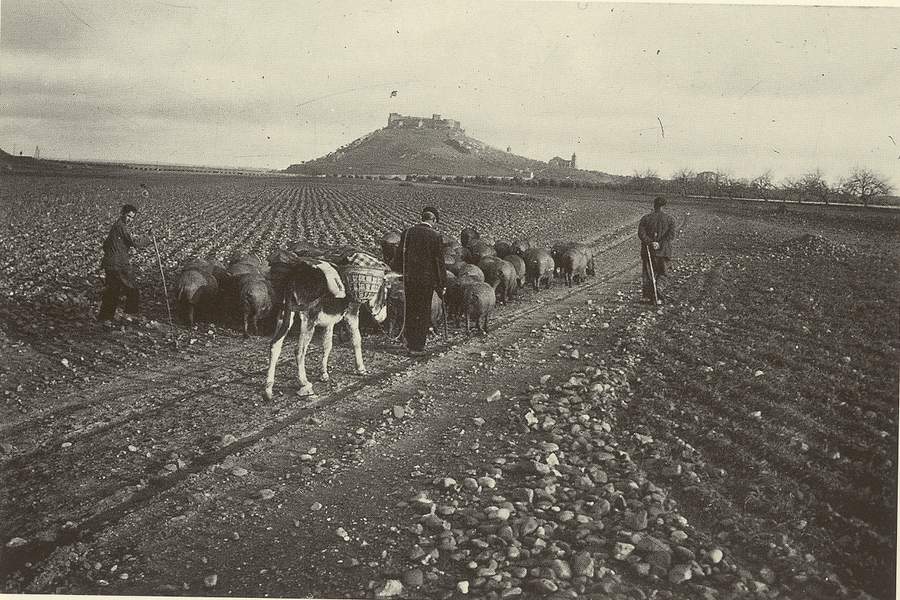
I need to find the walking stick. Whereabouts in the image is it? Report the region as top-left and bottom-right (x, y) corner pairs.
(645, 244), (660, 305)
(150, 231), (174, 329)
(442, 289), (448, 341)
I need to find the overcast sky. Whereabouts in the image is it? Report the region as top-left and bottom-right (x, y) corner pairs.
(1, 0), (898, 184)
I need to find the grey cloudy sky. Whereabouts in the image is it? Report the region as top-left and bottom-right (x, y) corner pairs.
(1, 0), (898, 184)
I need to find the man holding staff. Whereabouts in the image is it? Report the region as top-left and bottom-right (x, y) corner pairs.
(98, 204), (152, 321)
(638, 196), (677, 305)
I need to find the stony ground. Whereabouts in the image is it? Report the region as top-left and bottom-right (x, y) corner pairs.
(1, 193), (897, 600)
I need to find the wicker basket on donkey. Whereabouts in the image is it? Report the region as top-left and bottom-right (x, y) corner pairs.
(340, 265), (386, 303)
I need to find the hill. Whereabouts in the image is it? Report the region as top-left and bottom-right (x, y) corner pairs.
(0, 147), (42, 173)
(285, 124), (619, 184)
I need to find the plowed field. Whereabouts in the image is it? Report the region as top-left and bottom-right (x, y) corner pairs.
(0, 176), (896, 599)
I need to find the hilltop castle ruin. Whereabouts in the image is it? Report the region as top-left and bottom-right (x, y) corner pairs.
(387, 113), (463, 132)
(548, 153), (577, 169)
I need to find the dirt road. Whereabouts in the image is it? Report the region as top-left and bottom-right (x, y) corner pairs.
(2, 199), (896, 599)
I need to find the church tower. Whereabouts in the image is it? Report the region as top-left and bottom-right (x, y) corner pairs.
(570, 153), (576, 169)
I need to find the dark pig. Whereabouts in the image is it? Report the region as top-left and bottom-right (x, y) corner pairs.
(559, 248), (589, 287)
(524, 248), (554, 290)
(494, 240), (512, 258)
(176, 266), (219, 328)
(478, 257), (518, 304)
(460, 227), (480, 248)
(464, 240), (497, 264)
(461, 280), (496, 335)
(503, 254), (526, 289)
(239, 274), (273, 337)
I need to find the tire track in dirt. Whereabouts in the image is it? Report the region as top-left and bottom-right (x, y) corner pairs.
(1, 227), (642, 588)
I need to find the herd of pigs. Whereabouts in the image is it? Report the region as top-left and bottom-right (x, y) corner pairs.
(173, 226), (596, 338)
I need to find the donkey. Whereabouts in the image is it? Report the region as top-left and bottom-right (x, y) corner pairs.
(263, 259), (396, 399)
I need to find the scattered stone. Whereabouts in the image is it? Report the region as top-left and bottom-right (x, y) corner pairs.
(374, 579), (404, 597)
(487, 390), (501, 402)
(626, 509), (648, 531)
(203, 574), (218, 588)
(572, 551), (594, 578)
(5, 537), (27, 548)
(231, 467), (248, 477)
(456, 580), (470, 594)
(613, 542), (635, 560)
(549, 559), (572, 580)
(478, 476), (496, 489)
(673, 546), (695, 563)
(310, 502), (323, 511)
(593, 498), (611, 516)
(492, 507), (512, 521)
(257, 489), (275, 500)
(402, 568), (424, 588)
(336, 527), (350, 540)
(669, 564), (692, 584)
(528, 578), (558, 594)
(709, 548), (723, 564)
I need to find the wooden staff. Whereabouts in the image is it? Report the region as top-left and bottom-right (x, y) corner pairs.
(150, 231), (174, 328)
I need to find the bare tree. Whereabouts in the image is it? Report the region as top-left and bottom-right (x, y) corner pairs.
(712, 169), (731, 198)
(799, 169), (832, 204)
(671, 168), (695, 198)
(780, 177), (801, 204)
(630, 168), (661, 192)
(750, 170), (775, 202)
(840, 168), (894, 207)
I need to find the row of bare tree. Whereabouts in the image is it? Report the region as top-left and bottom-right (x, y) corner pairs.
(627, 167), (894, 207)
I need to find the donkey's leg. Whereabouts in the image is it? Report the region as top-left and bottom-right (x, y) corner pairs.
(263, 310), (294, 400)
(320, 321), (335, 382)
(345, 305), (367, 375)
(295, 314), (316, 396)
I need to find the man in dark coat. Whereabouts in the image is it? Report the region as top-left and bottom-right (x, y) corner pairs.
(392, 207), (447, 356)
(98, 204), (152, 321)
(637, 196), (677, 304)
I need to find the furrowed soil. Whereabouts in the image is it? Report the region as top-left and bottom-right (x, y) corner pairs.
(0, 178), (897, 600)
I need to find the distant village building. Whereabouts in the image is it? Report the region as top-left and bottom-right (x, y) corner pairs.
(548, 153), (576, 169)
(387, 112), (463, 132)
(696, 171), (718, 184)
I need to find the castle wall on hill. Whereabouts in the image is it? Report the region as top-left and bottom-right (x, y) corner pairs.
(387, 112), (462, 132)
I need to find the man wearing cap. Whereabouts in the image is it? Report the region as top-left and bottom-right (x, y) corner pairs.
(392, 207), (447, 356)
(637, 196), (677, 304)
(98, 204), (152, 321)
